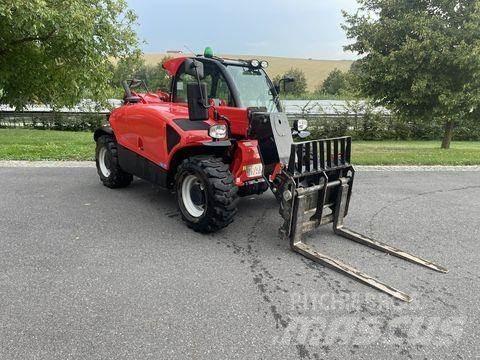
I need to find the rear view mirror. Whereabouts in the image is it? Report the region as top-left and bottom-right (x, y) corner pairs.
(277, 76), (296, 93)
(187, 83), (209, 121)
(184, 59), (204, 79)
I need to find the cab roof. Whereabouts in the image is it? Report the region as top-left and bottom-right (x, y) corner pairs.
(162, 57), (187, 76)
(162, 56), (254, 76)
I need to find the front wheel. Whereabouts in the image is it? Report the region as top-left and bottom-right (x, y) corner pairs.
(175, 156), (239, 233)
(95, 135), (133, 188)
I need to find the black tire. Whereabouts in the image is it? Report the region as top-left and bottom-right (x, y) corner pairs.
(175, 156), (238, 233)
(95, 135), (133, 188)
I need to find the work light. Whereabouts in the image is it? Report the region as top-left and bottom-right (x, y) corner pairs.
(260, 61), (269, 69)
(209, 124), (227, 139)
(250, 59), (260, 68)
(295, 119), (308, 131)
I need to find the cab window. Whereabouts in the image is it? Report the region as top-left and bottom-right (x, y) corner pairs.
(173, 71), (196, 103)
(173, 61), (234, 107)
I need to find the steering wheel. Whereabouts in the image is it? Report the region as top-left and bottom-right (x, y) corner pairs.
(129, 79), (148, 92)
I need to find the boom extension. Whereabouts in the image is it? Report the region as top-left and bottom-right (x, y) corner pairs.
(279, 137), (448, 302)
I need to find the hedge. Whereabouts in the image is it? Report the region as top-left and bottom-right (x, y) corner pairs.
(0, 112), (105, 132)
(301, 113), (480, 141)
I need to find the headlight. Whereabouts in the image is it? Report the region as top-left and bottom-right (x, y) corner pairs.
(209, 124), (227, 139)
(250, 59), (260, 68)
(295, 119), (308, 131)
(260, 60), (269, 69)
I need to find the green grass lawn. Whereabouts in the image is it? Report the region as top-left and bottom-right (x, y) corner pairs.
(353, 140), (480, 165)
(0, 129), (94, 161)
(0, 129), (479, 165)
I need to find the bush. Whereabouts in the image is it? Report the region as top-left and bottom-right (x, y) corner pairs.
(273, 68), (308, 96)
(293, 101), (480, 141)
(317, 69), (348, 95)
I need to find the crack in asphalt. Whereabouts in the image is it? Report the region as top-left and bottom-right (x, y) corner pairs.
(217, 206), (349, 360)
(215, 206), (319, 358)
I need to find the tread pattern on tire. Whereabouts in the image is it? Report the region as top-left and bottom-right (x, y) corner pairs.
(176, 156), (239, 233)
(96, 135), (133, 189)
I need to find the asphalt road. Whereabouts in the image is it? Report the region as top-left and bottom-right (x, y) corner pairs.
(0, 167), (479, 360)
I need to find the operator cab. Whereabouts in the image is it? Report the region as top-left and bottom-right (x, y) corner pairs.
(170, 56), (282, 113)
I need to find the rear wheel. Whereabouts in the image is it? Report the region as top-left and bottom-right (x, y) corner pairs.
(175, 156), (238, 233)
(95, 135), (133, 188)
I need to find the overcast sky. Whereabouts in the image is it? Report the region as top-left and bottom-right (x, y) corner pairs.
(126, 0), (360, 60)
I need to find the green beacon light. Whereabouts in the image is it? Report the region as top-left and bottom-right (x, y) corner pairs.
(204, 47), (214, 58)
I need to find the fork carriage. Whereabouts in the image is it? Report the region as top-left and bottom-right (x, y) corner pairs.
(277, 136), (448, 302)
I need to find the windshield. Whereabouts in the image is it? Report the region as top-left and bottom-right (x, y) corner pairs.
(225, 65), (279, 112)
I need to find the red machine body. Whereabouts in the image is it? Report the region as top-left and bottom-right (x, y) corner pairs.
(104, 56), (263, 189)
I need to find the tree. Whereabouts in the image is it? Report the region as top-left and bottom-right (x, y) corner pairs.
(0, 0), (140, 109)
(144, 57), (172, 92)
(343, 0), (480, 149)
(273, 68), (308, 96)
(109, 54), (145, 98)
(318, 68), (348, 95)
(110, 56), (172, 98)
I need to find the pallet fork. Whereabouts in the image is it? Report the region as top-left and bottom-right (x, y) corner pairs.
(279, 136), (448, 302)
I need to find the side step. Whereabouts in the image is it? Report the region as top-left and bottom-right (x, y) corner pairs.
(280, 137), (448, 302)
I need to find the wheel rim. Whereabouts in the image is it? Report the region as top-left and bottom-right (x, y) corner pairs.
(181, 175), (206, 218)
(98, 147), (111, 177)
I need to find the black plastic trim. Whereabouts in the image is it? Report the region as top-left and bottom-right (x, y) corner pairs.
(174, 119), (210, 131)
(167, 125), (181, 153)
(202, 140), (232, 147)
(93, 125), (114, 141)
(117, 144), (168, 188)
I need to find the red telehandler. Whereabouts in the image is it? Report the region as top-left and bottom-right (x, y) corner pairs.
(94, 49), (447, 302)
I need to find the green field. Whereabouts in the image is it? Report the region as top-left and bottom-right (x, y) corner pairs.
(0, 129), (479, 165)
